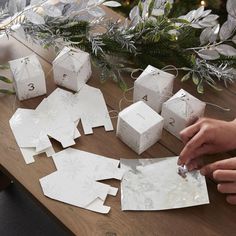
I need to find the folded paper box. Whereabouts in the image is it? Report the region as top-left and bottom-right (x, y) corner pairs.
(161, 89), (206, 139)
(133, 65), (175, 113)
(53, 47), (92, 92)
(9, 54), (46, 101)
(116, 101), (164, 155)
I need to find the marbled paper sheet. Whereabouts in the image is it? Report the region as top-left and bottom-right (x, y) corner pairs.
(120, 156), (209, 211)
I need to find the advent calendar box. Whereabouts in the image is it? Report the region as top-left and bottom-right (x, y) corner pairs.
(9, 54), (46, 101)
(116, 101), (164, 155)
(161, 89), (206, 139)
(133, 65), (175, 113)
(53, 47), (92, 92)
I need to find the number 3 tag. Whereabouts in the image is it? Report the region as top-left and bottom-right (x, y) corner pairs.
(28, 83), (35, 91)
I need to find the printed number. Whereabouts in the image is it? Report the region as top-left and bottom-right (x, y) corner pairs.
(28, 83), (35, 91)
(169, 117), (175, 126)
(142, 95), (148, 101)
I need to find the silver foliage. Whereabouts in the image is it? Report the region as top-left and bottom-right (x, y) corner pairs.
(187, 0), (236, 60)
(178, 6), (218, 29)
(0, 0), (121, 31)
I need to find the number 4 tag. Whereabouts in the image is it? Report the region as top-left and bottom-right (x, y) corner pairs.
(142, 95), (148, 101)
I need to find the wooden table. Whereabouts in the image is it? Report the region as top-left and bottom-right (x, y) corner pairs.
(1, 29), (236, 236)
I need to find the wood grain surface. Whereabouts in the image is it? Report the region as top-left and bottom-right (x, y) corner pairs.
(0, 30), (236, 236)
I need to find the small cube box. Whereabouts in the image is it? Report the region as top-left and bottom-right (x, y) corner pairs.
(9, 54), (46, 101)
(53, 47), (92, 92)
(161, 89), (206, 139)
(116, 101), (164, 154)
(133, 65), (175, 113)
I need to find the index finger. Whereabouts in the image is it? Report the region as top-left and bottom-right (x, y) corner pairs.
(180, 121), (201, 145)
(178, 129), (205, 165)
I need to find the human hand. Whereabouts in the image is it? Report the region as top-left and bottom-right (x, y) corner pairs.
(200, 157), (236, 205)
(178, 118), (236, 168)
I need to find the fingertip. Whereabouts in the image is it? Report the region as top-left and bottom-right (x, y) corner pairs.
(226, 195), (236, 205)
(200, 167), (206, 176)
(217, 184), (223, 193)
(212, 169), (220, 180)
(177, 157), (182, 166)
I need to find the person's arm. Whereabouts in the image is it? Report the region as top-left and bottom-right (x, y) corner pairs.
(178, 118), (236, 168)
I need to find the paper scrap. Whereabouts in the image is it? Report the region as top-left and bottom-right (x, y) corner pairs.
(120, 156), (209, 211)
(40, 148), (125, 214)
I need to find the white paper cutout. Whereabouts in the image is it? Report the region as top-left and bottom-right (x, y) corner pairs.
(120, 156), (209, 211)
(9, 86), (113, 164)
(40, 148), (125, 214)
(53, 47), (92, 92)
(9, 54), (47, 101)
(116, 101), (164, 154)
(20, 146), (55, 164)
(45, 86), (114, 134)
(72, 85), (114, 134)
(35, 98), (76, 148)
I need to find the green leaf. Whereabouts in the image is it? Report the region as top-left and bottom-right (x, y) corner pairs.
(171, 18), (189, 24)
(164, 25), (178, 32)
(110, 71), (118, 82)
(192, 73), (199, 85)
(148, 0), (155, 17)
(0, 64), (10, 70)
(190, 54), (196, 66)
(118, 79), (128, 91)
(0, 89), (15, 95)
(181, 72), (191, 82)
(164, 2), (172, 16)
(0, 76), (12, 84)
(197, 82), (204, 94)
(138, 1), (143, 17)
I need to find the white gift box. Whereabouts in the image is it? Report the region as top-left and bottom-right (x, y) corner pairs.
(116, 101), (164, 155)
(161, 89), (206, 139)
(9, 54), (46, 101)
(133, 65), (175, 113)
(53, 47), (92, 92)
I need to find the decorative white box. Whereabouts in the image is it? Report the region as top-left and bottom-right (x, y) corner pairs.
(53, 47), (92, 92)
(9, 54), (47, 101)
(116, 101), (164, 155)
(161, 89), (206, 139)
(133, 65), (175, 113)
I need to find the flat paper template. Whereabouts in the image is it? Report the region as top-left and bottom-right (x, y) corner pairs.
(120, 157), (209, 211)
(40, 148), (125, 214)
(9, 85), (113, 164)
